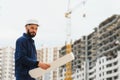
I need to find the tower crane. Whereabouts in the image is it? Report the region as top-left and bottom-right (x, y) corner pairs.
(64, 0), (87, 80)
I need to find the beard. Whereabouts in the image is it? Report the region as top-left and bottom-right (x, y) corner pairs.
(27, 29), (36, 38)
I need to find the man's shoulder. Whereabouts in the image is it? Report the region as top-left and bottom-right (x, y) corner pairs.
(16, 36), (27, 43)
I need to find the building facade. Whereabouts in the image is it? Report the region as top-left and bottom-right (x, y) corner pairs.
(37, 46), (60, 80)
(0, 47), (15, 80)
(59, 14), (120, 80)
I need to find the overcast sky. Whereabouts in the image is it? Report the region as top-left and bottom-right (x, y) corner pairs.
(0, 0), (120, 48)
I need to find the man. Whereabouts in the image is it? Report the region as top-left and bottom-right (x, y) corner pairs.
(15, 19), (50, 80)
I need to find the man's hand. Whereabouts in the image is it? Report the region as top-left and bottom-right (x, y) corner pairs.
(38, 62), (50, 70)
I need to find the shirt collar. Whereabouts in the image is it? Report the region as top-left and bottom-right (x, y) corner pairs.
(23, 33), (34, 42)
(23, 33), (31, 39)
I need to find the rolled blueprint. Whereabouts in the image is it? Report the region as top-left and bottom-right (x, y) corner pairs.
(29, 52), (74, 78)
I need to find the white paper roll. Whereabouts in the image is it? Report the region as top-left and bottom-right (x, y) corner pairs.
(29, 52), (74, 78)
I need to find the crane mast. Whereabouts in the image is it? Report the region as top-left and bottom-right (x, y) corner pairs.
(64, 0), (87, 80)
(64, 0), (72, 80)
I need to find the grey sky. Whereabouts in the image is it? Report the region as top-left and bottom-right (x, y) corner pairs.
(0, 0), (120, 48)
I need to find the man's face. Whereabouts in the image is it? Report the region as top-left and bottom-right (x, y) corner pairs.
(26, 24), (38, 38)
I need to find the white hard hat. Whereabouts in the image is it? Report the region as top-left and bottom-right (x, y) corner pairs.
(25, 19), (39, 26)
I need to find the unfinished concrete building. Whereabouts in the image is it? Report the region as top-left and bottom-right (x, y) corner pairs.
(98, 14), (120, 57)
(59, 14), (120, 80)
(59, 36), (87, 80)
(87, 29), (98, 80)
(72, 36), (87, 80)
(86, 14), (120, 80)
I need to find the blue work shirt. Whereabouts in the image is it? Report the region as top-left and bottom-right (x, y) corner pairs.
(15, 33), (38, 80)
